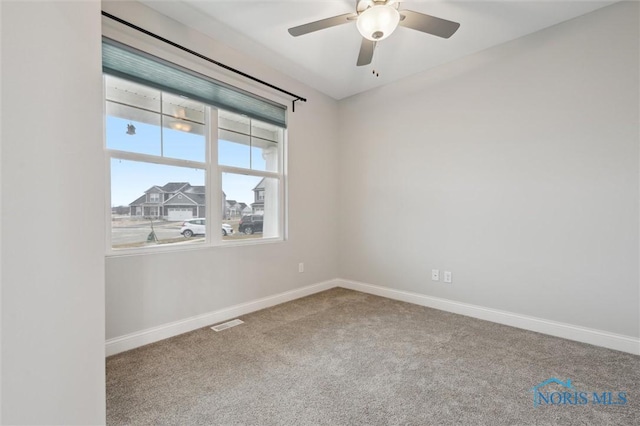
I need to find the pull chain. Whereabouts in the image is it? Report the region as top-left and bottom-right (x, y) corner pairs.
(372, 42), (380, 77)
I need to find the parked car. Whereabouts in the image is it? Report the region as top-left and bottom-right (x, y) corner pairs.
(181, 218), (234, 238)
(238, 215), (264, 235)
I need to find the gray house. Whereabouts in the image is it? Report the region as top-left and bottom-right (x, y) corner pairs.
(238, 202), (251, 216)
(129, 182), (213, 221)
(225, 200), (243, 219)
(251, 178), (265, 214)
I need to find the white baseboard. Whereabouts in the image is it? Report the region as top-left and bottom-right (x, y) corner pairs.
(337, 279), (640, 356)
(106, 277), (640, 357)
(105, 279), (340, 356)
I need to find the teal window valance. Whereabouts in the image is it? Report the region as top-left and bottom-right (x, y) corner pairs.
(102, 38), (287, 128)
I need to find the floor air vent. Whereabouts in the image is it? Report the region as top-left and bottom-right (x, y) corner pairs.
(211, 319), (244, 332)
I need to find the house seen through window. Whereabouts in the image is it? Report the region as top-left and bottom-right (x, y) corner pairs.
(105, 71), (285, 251)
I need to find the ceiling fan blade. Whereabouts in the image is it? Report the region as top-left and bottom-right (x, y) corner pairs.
(288, 13), (356, 37)
(356, 38), (376, 66)
(398, 10), (460, 39)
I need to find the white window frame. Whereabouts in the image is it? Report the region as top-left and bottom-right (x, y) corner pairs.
(104, 82), (286, 256)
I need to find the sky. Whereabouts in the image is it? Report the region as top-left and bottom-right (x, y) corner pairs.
(107, 115), (268, 207)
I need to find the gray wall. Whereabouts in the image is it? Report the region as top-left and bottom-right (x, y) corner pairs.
(103, 1), (340, 339)
(1, 1), (106, 423)
(337, 1), (639, 337)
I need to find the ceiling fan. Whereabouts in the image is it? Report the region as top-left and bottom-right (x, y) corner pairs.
(288, 0), (460, 67)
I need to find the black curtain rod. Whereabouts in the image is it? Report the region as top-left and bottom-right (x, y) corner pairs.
(101, 11), (307, 112)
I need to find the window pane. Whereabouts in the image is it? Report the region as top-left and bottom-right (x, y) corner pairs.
(111, 159), (206, 249)
(219, 110), (250, 134)
(162, 92), (205, 124)
(222, 173), (279, 241)
(106, 103), (161, 156)
(162, 118), (206, 163)
(218, 110), (281, 172)
(251, 120), (281, 143)
(106, 75), (161, 112)
(219, 129), (251, 169)
(251, 138), (278, 172)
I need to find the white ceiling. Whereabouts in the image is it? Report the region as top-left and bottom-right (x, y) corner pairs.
(141, 1), (617, 100)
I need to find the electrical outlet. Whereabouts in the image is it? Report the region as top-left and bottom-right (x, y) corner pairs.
(431, 269), (439, 281)
(298, 262), (304, 273)
(444, 271), (452, 283)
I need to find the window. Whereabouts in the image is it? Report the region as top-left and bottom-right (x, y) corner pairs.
(104, 40), (286, 252)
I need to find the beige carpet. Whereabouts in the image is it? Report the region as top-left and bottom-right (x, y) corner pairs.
(107, 288), (640, 425)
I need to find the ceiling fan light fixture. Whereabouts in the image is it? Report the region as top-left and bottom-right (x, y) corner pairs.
(356, 4), (400, 41)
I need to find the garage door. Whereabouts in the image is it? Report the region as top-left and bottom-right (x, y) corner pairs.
(167, 208), (193, 221)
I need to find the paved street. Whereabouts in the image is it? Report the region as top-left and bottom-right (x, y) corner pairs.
(110, 218), (260, 248)
(112, 220), (188, 245)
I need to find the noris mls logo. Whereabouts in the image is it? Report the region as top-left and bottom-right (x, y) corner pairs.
(531, 377), (628, 407)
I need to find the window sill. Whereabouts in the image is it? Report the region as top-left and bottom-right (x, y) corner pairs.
(106, 236), (285, 258)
